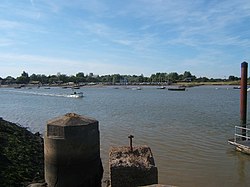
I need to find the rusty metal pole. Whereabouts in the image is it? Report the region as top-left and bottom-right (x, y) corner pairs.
(128, 135), (134, 152)
(240, 62), (248, 140)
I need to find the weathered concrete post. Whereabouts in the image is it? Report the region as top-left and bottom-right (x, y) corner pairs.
(240, 62), (248, 140)
(109, 144), (158, 187)
(44, 113), (103, 187)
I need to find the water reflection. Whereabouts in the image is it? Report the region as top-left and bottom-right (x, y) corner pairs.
(226, 148), (250, 187)
(238, 158), (246, 187)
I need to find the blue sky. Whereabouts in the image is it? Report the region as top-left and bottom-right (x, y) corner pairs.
(0, 0), (250, 78)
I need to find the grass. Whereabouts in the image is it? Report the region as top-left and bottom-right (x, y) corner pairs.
(175, 80), (241, 87)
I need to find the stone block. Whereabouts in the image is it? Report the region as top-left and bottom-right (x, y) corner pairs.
(109, 146), (158, 187)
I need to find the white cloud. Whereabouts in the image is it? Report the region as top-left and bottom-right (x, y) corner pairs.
(0, 53), (149, 77)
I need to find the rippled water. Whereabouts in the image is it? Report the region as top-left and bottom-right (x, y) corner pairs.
(1, 86), (250, 187)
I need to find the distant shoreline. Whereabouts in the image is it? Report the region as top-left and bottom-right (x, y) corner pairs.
(0, 81), (241, 89)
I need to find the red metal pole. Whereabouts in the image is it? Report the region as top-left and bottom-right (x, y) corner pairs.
(240, 62), (248, 140)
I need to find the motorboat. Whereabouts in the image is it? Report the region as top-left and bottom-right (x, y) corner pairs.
(132, 87), (142, 90)
(157, 86), (166, 89)
(68, 92), (84, 98)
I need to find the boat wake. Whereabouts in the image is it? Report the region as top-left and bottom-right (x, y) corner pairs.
(3, 89), (80, 98)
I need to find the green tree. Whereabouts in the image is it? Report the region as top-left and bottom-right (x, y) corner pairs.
(16, 71), (30, 84)
(39, 74), (49, 84)
(196, 77), (209, 82)
(68, 75), (77, 83)
(138, 74), (144, 83)
(228, 75), (239, 81)
(4, 76), (16, 84)
(57, 74), (69, 83)
(76, 72), (84, 78)
(111, 74), (122, 84)
(30, 74), (38, 81)
(182, 71), (196, 81)
(21, 71), (29, 78)
(167, 72), (179, 82)
(48, 75), (58, 84)
(183, 71), (192, 78)
(76, 72), (85, 83)
(100, 75), (112, 83)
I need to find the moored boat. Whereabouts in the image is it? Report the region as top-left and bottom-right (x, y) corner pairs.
(157, 86), (166, 89)
(233, 86), (241, 89)
(72, 86), (80, 89)
(132, 87), (142, 90)
(168, 87), (186, 91)
(14, 86), (22, 89)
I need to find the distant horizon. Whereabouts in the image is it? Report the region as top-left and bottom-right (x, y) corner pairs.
(0, 1), (249, 79)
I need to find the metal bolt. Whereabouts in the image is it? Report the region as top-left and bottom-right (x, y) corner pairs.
(128, 135), (134, 152)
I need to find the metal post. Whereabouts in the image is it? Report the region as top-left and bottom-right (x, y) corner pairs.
(128, 135), (134, 152)
(240, 62), (248, 140)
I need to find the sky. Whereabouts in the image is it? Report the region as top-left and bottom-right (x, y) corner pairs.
(0, 0), (250, 78)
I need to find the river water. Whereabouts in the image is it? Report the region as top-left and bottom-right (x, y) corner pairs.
(0, 86), (250, 187)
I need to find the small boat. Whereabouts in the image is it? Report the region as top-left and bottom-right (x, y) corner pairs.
(234, 86), (250, 91)
(157, 86), (166, 89)
(68, 92), (83, 98)
(132, 87), (142, 90)
(72, 86), (80, 89)
(233, 86), (241, 89)
(14, 86), (22, 89)
(168, 87), (186, 91)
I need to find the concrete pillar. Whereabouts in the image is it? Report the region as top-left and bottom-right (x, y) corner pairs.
(109, 146), (158, 187)
(44, 113), (103, 187)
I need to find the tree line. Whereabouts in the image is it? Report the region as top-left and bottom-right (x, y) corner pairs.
(0, 71), (240, 85)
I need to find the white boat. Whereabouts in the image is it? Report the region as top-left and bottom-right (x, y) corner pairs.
(132, 87), (142, 90)
(68, 92), (83, 98)
(157, 86), (166, 89)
